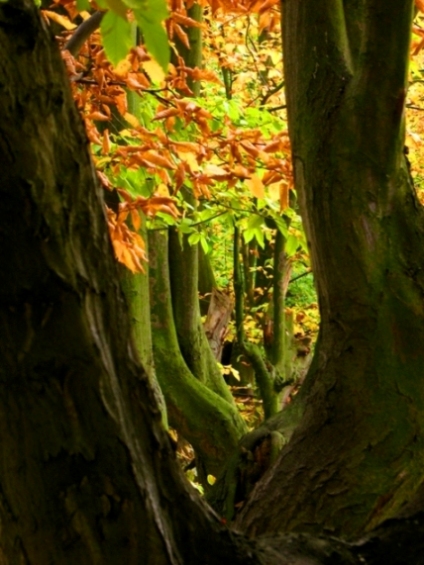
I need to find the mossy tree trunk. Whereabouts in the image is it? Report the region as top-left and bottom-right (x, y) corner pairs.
(119, 218), (168, 427)
(169, 229), (237, 404)
(149, 230), (246, 482)
(237, 0), (424, 540)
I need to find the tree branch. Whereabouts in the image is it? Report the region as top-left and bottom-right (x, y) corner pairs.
(64, 11), (104, 56)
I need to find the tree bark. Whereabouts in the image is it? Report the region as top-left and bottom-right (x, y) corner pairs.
(237, 0), (424, 540)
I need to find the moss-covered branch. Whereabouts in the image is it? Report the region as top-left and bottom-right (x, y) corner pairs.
(149, 230), (246, 481)
(169, 228), (237, 404)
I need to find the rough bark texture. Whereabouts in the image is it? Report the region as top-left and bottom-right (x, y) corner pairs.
(237, 0), (424, 540)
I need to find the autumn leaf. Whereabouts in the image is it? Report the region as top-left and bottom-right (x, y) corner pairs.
(87, 111), (110, 122)
(267, 181), (280, 201)
(280, 182), (289, 211)
(42, 10), (77, 30)
(173, 12), (203, 28)
(123, 113), (140, 128)
(173, 23), (191, 50)
(203, 164), (230, 178)
(245, 174), (264, 199)
(416, 0), (424, 12)
(102, 129), (111, 155)
(142, 151), (176, 170)
(131, 209), (141, 231)
(142, 60), (166, 83)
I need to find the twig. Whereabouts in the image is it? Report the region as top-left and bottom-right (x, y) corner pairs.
(289, 269), (312, 284)
(64, 11), (104, 56)
(268, 104), (287, 113)
(261, 80), (285, 106)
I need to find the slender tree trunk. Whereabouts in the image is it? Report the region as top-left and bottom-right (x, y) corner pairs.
(234, 227), (279, 418)
(198, 244), (216, 315)
(119, 218), (168, 426)
(169, 229), (237, 404)
(237, 0), (424, 540)
(149, 230), (246, 480)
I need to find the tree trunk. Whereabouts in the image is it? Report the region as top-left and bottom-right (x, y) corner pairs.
(169, 229), (237, 404)
(118, 218), (168, 427)
(149, 230), (246, 480)
(237, 0), (424, 540)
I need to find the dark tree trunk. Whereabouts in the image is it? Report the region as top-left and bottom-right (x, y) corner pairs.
(237, 0), (424, 540)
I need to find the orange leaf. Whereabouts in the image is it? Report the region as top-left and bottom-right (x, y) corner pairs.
(416, 0), (424, 12)
(171, 141), (201, 153)
(42, 10), (77, 30)
(143, 151), (176, 170)
(87, 111), (110, 122)
(117, 189), (133, 203)
(121, 247), (138, 273)
(245, 174), (264, 199)
(240, 140), (260, 158)
(263, 138), (283, 153)
(280, 183), (289, 211)
(203, 164), (230, 178)
(267, 181), (280, 201)
(131, 209), (141, 231)
(173, 13), (203, 27)
(98, 171), (112, 190)
(231, 164), (251, 179)
(173, 24), (190, 49)
(124, 113), (140, 128)
(112, 239), (126, 261)
(102, 129), (111, 155)
(154, 107), (181, 121)
(141, 60), (166, 84)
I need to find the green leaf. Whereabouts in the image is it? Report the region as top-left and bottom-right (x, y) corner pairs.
(123, 0), (167, 18)
(243, 229), (254, 244)
(199, 234), (209, 254)
(179, 219), (194, 234)
(253, 228), (265, 249)
(188, 232), (201, 246)
(285, 234), (299, 257)
(76, 0), (90, 10)
(100, 11), (133, 67)
(134, 10), (171, 73)
(133, 0), (170, 72)
(247, 214), (263, 230)
(273, 215), (288, 238)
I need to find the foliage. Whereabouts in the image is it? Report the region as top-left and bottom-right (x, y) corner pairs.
(46, 0), (293, 276)
(406, 8), (424, 201)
